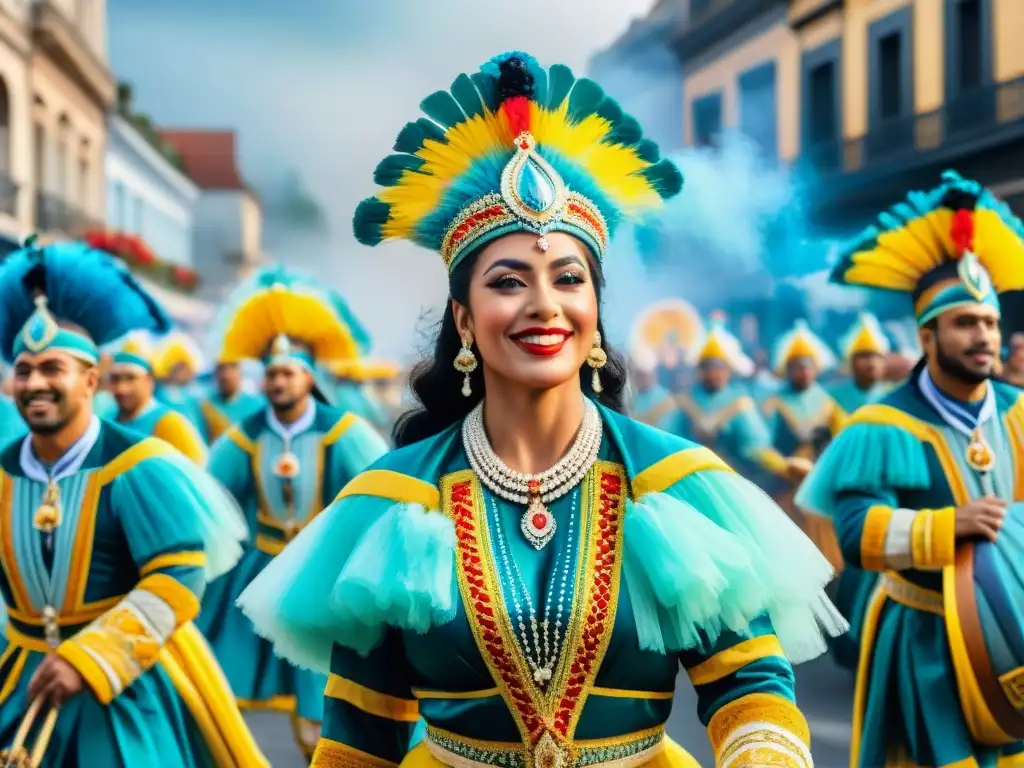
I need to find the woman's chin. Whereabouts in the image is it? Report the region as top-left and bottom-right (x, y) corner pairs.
(500, 364), (581, 393)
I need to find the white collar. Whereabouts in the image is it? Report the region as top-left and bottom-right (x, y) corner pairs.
(20, 415), (102, 484)
(266, 397), (316, 443)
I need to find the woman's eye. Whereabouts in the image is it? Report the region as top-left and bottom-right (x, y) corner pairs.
(488, 274), (525, 289)
(556, 271), (585, 285)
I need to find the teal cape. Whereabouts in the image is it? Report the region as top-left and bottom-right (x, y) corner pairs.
(238, 403), (843, 765)
(0, 394), (25, 449)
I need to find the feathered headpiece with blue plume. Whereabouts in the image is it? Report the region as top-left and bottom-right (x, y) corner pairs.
(153, 330), (205, 379)
(838, 312), (891, 360)
(0, 238), (170, 364)
(771, 319), (837, 376)
(831, 170), (1024, 325)
(354, 50), (683, 273)
(212, 265), (370, 369)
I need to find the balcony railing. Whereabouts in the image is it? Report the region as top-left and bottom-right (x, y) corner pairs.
(801, 76), (1024, 178)
(36, 191), (102, 235)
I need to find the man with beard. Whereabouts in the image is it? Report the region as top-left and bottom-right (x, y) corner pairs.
(109, 332), (207, 464)
(196, 267), (387, 761)
(797, 171), (1024, 767)
(0, 239), (266, 766)
(828, 312), (892, 414)
(199, 360), (263, 443)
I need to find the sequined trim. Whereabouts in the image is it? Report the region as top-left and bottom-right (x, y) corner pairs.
(424, 725), (665, 767)
(310, 738), (398, 767)
(881, 572), (944, 616)
(440, 461), (627, 756)
(440, 192), (609, 268)
(718, 723), (811, 768)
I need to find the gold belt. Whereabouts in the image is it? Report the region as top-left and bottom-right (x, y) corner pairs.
(881, 573), (944, 616)
(424, 725), (665, 767)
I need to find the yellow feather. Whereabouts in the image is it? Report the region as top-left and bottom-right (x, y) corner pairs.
(974, 208), (1024, 291)
(220, 289), (358, 362)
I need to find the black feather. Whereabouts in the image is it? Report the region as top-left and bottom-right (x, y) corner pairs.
(941, 188), (979, 211)
(497, 56), (534, 101)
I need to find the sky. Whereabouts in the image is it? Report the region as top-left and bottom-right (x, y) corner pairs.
(107, 0), (656, 359)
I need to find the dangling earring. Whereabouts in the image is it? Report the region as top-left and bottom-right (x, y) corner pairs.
(587, 331), (608, 394)
(453, 333), (478, 398)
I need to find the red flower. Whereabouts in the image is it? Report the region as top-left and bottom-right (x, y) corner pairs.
(171, 265), (197, 288)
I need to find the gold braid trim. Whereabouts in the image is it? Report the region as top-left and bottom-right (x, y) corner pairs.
(708, 693), (810, 757)
(860, 505), (893, 572)
(311, 738), (399, 768)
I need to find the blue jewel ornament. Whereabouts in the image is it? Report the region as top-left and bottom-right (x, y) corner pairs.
(516, 157), (558, 215)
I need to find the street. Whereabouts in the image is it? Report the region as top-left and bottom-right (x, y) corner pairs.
(247, 654), (855, 767)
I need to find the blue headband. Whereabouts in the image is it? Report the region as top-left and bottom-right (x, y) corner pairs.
(263, 335), (315, 372)
(111, 350), (153, 374)
(13, 299), (98, 365)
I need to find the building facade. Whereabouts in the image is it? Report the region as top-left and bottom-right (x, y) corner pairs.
(105, 114), (198, 267)
(157, 129), (265, 302)
(671, 0), (1024, 228)
(29, 0), (115, 238)
(0, 1), (32, 242)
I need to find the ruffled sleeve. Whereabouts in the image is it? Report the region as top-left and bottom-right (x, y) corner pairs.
(238, 469), (458, 674)
(622, 446), (846, 665)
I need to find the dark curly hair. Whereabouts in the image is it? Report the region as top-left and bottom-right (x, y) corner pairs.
(392, 247), (627, 447)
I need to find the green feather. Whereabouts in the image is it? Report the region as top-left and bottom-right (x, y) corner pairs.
(596, 99), (623, 127)
(606, 115), (642, 146)
(530, 67), (548, 109)
(417, 118), (448, 144)
(421, 90), (466, 129)
(546, 64), (575, 109)
(450, 74), (484, 119)
(394, 121), (427, 154)
(634, 138), (660, 163)
(471, 72), (500, 112)
(373, 155), (426, 187)
(566, 78), (605, 123)
(640, 159), (684, 200)
(352, 198), (391, 245)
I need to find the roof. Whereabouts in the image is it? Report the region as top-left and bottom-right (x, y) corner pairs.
(156, 129), (248, 191)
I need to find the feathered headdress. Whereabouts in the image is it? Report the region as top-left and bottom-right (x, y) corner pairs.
(831, 170), (1024, 325)
(771, 319), (837, 376)
(629, 299), (705, 361)
(153, 330), (205, 380)
(111, 330), (157, 374)
(213, 266), (369, 368)
(839, 312), (891, 360)
(0, 238), (170, 365)
(354, 51), (682, 271)
(327, 358), (400, 382)
(697, 311), (755, 377)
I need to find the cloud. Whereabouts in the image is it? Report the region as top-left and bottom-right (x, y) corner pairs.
(107, 0), (655, 358)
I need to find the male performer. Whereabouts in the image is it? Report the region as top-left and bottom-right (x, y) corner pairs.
(200, 359), (264, 443)
(797, 171), (1024, 767)
(198, 267), (388, 760)
(109, 333), (207, 464)
(0, 239), (266, 766)
(154, 330), (209, 439)
(828, 312), (892, 414)
(626, 346), (683, 432)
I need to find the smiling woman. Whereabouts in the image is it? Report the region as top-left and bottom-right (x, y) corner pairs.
(239, 50), (844, 768)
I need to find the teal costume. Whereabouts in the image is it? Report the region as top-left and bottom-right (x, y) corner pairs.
(156, 383), (209, 441)
(796, 170), (1024, 766)
(827, 379), (889, 415)
(0, 394), (24, 448)
(327, 378), (391, 434)
(240, 406), (843, 766)
(763, 383), (844, 461)
(199, 389), (265, 444)
(0, 238), (266, 767)
(629, 383), (683, 434)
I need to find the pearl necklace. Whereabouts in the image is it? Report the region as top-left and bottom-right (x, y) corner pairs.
(489, 491), (577, 687)
(463, 399), (602, 549)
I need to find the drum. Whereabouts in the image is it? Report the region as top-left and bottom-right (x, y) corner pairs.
(946, 501), (1024, 745)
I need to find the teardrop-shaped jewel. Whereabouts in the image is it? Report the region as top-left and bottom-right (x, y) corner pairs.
(516, 157), (557, 214)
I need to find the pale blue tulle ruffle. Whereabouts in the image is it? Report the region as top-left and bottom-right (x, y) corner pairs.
(794, 423), (930, 518)
(110, 452), (248, 580)
(624, 470), (847, 664)
(238, 496), (457, 674)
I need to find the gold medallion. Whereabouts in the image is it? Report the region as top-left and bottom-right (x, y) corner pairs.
(274, 451), (301, 479)
(532, 731), (568, 768)
(33, 481), (62, 533)
(966, 428), (995, 473)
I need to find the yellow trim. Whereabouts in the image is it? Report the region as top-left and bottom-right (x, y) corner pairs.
(707, 691), (810, 755)
(911, 507), (956, 570)
(913, 277), (963, 318)
(335, 469), (441, 510)
(56, 636), (116, 704)
(96, 437), (176, 485)
(139, 550), (207, 576)
(851, 585), (887, 768)
(325, 674), (420, 722)
(860, 505), (893, 572)
(882, 573), (944, 616)
(755, 447), (790, 476)
(237, 694), (297, 712)
(65, 473), (101, 612)
(323, 412), (358, 445)
(0, 646), (26, 705)
(589, 686), (674, 700)
(311, 738), (399, 768)
(255, 534), (286, 556)
(152, 410), (208, 466)
(201, 399), (232, 444)
(0, 470), (31, 611)
(686, 635), (786, 687)
(675, 394), (756, 440)
(5, 624), (51, 652)
(943, 561), (1014, 745)
(6, 599), (115, 627)
(630, 446), (732, 498)
(138, 572), (201, 624)
(225, 425), (255, 455)
(411, 686), (500, 700)
(1005, 396), (1024, 498)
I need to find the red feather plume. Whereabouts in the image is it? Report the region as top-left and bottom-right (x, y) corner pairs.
(951, 209), (974, 257)
(501, 95), (531, 139)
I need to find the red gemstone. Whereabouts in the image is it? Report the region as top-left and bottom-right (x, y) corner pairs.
(532, 512), (548, 530)
(520, 140), (529, 149)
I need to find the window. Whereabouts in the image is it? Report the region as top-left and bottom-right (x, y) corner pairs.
(879, 32), (903, 119)
(955, 0), (983, 90)
(112, 181), (125, 229)
(738, 62), (778, 160)
(691, 92), (722, 147)
(807, 61), (837, 145)
(33, 122), (45, 193)
(78, 157), (89, 211)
